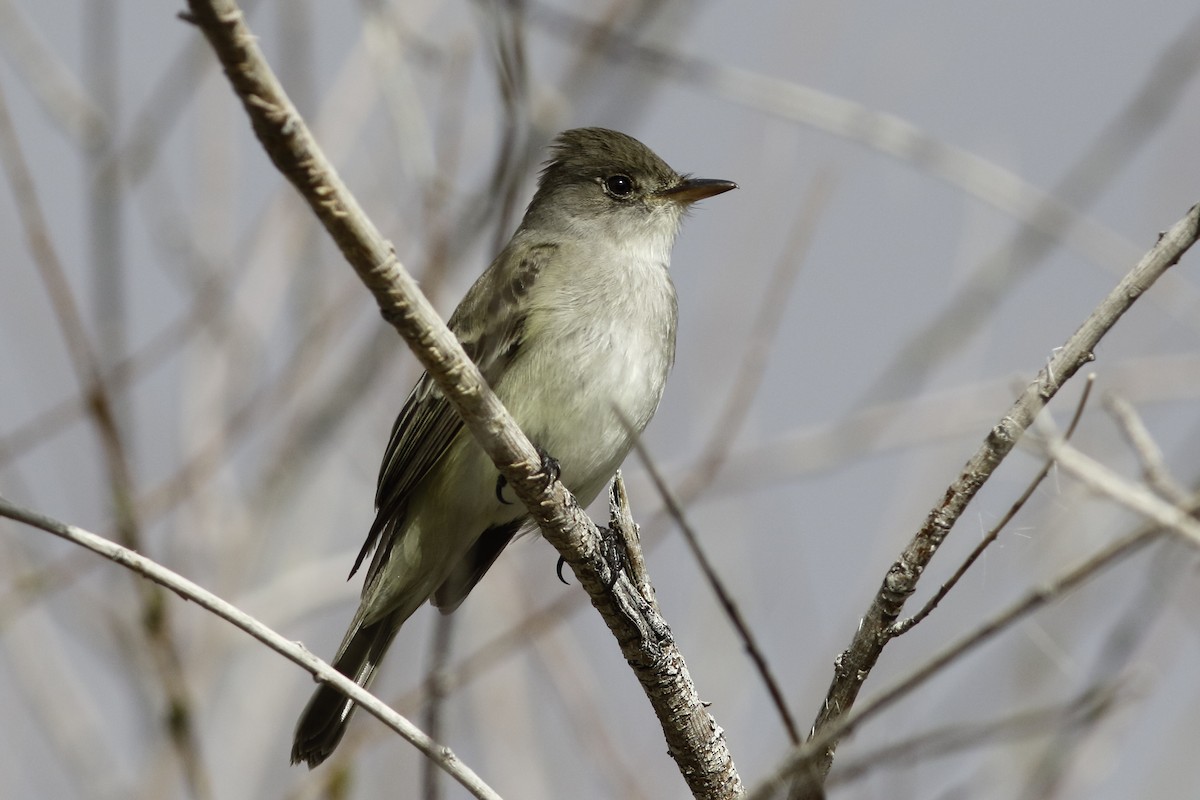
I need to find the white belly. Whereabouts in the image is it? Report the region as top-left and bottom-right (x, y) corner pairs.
(496, 248), (677, 505)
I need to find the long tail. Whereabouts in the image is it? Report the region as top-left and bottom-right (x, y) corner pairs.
(290, 609), (403, 768)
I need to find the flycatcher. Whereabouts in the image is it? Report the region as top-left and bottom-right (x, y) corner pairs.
(292, 127), (736, 767)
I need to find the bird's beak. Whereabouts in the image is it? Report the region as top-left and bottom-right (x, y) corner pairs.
(658, 177), (738, 204)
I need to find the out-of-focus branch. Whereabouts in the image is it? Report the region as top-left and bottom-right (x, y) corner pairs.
(181, 2), (742, 795)
(526, 0), (1166, 278)
(673, 171), (833, 507)
(0, 79), (210, 799)
(826, 685), (1125, 791)
(1040, 431), (1200, 546)
(629, 426), (800, 746)
(420, 613), (456, 800)
(0, 0), (106, 148)
(1104, 393), (1191, 504)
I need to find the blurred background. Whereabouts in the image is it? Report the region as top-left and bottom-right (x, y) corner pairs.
(2, 1), (1199, 798)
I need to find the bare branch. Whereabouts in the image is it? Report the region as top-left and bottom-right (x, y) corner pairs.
(421, 614), (457, 800)
(0, 496), (503, 800)
(750, 513), (1178, 800)
(628, 426), (801, 746)
(802, 202), (1200, 790)
(609, 471), (654, 605)
(892, 375), (1096, 635)
(0, 0), (107, 148)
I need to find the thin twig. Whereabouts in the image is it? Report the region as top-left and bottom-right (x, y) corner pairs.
(1039, 430), (1200, 546)
(421, 614), (457, 800)
(1017, 524), (1188, 799)
(891, 375), (1096, 635)
(0, 496), (503, 800)
(627, 423), (801, 746)
(800, 203), (1199, 790)
(749, 515), (1176, 800)
(766, 437), (1200, 800)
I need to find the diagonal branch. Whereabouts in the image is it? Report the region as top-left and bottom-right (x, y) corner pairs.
(180, 1), (742, 796)
(1040, 432), (1200, 546)
(892, 376), (1096, 635)
(629, 427), (801, 746)
(801, 203), (1200, 791)
(0, 496), (502, 800)
(750, 502), (1189, 800)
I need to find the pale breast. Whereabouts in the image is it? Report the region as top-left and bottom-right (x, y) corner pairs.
(495, 245), (678, 504)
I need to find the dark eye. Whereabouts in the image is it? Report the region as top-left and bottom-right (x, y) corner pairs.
(604, 174), (635, 198)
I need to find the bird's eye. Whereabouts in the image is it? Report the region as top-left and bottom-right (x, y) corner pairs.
(604, 174), (635, 198)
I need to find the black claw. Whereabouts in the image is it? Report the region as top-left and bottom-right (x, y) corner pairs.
(556, 556), (570, 585)
(499, 449), (559, 505)
(495, 474), (512, 505)
(537, 447), (561, 486)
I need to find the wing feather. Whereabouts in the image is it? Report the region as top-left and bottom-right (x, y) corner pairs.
(349, 242), (556, 582)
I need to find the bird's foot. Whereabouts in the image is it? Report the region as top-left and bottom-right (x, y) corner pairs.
(496, 447), (560, 505)
(536, 446), (561, 488)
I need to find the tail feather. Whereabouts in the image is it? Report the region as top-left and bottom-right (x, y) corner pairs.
(293, 515), (513, 766)
(290, 611), (401, 768)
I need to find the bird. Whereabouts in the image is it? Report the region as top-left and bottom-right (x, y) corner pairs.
(291, 127), (736, 767)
